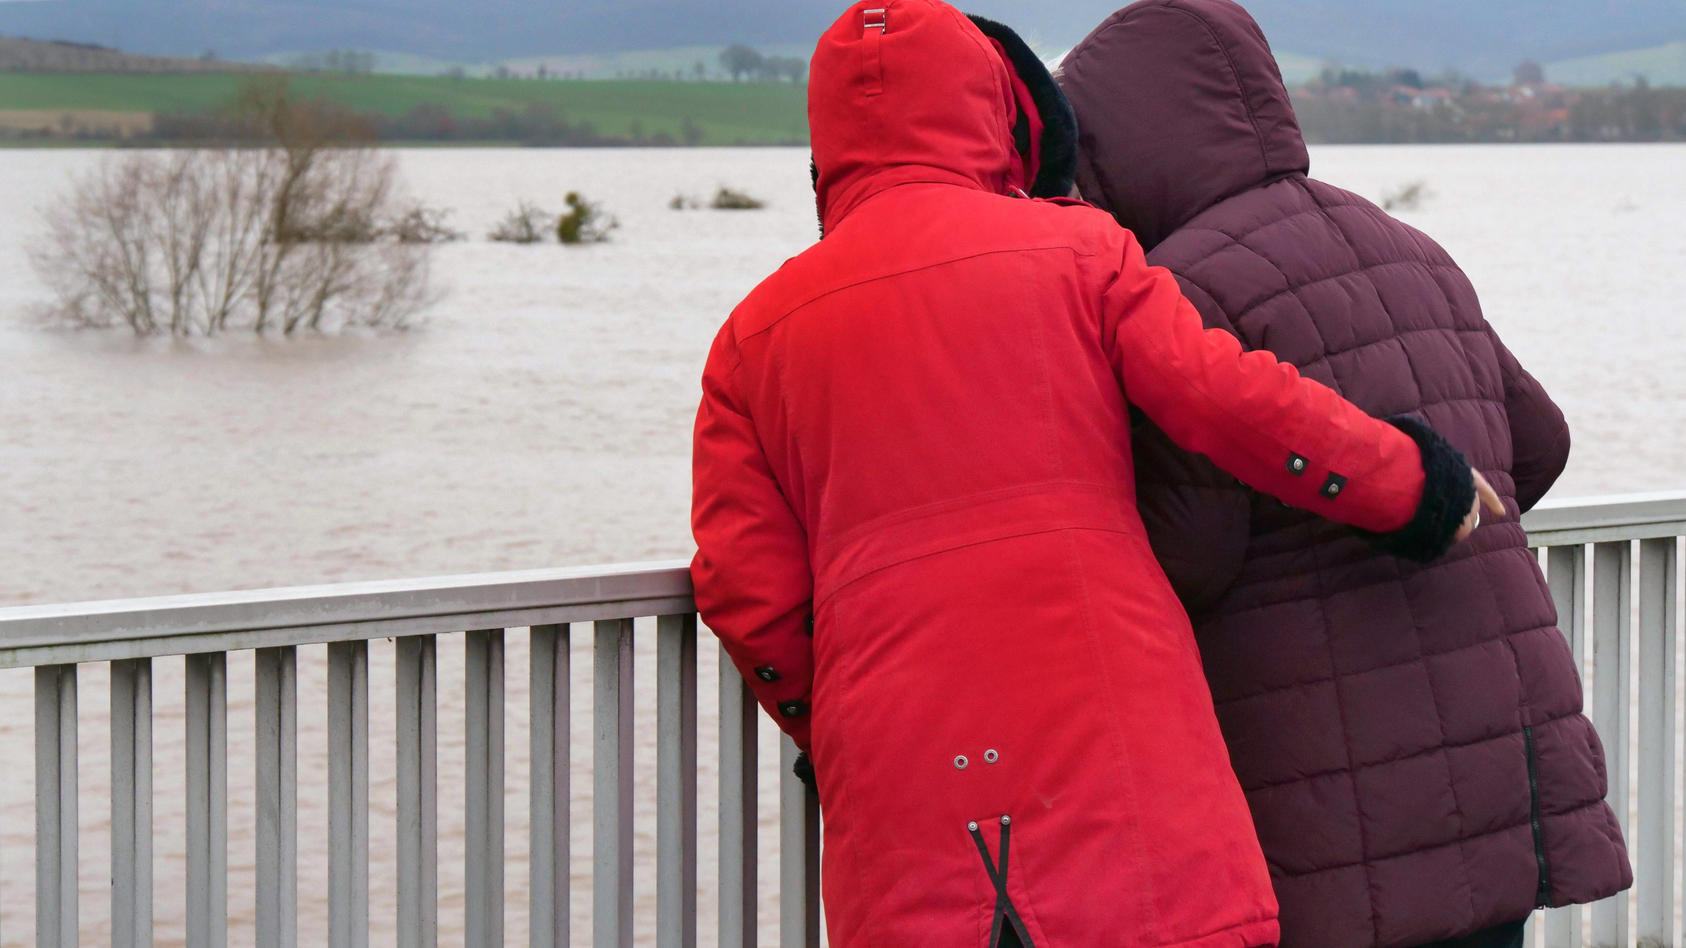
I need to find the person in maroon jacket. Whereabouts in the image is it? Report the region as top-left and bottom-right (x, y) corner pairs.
(691, 2), (1494, 946)
(1058, 2), (1632, 947)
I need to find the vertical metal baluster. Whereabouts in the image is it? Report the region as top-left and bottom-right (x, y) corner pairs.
(594, 619), (634, 948)
(529, 625), (569, 948)
(1543, 544), (1586, 948)
(185, 652), (228, 948)
(396, 635), (438, 948)
(1637, 538), (1678, 947)
(718, 646), (757, 948)
(1589, 542), (1632, 948)
(255, 647), (298, 948)
(329, 641), (371, 948)
(657, 615), (698, 948)
(466, 630), (506, 947)
(35, 664), (78, 948)
(112, 658), (154, 948)
(778, 738), (820, 948)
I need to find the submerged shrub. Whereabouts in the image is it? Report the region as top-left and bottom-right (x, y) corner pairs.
(710, 186), (766, 210)
(488, 201), (554, 244)
(1382, 180), (1432, 212)
(387, 206), (465, 244)
(556, 191), (618, 244)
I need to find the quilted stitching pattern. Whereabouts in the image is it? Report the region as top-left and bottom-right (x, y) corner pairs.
(1142, 174), (1631, 947)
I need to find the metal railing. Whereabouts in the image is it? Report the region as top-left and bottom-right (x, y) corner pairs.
(0, 564), (819, 948)
(0, 492), (1681, 947)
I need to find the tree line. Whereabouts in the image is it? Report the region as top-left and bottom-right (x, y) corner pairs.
(1291, 66), (1686, 144)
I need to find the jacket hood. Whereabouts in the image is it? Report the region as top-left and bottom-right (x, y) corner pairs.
(809, 0), (1074, 233)
(1058, 0), (1309, 250)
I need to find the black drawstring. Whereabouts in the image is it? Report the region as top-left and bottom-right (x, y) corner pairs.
(968, 815), (1035, 948)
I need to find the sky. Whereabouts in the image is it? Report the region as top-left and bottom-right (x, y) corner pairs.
(0, 0), (1682, 78)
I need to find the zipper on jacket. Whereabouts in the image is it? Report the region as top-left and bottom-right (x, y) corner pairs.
(1523, 726), (1553, 907)
(969, 815), (1036, 948)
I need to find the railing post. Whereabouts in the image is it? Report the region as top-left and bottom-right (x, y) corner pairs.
(594, 619), (635, 948)
(719, 646), (757, 948)
(529, 625), (569, 948)
(1588, 542), (1632, 948)
(779, 738), (821, 948)
(185, 652), (228, 948)
(1542, 544), (1586, 948)
(255, 646), (298, 948)
(1636, 538), (1678, 948)
(36, 664), (78, 948)
(111, 658), (154, 948)
(658, 615), (699, 948)
(396, 635), (438, 948)
(466, 630), (506, 947)
(329, 641), (370, 948)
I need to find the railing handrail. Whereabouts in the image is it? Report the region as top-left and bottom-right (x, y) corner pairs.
(3, 490), (1684, 667)
(1524, 489), (1686, 545)
(0, 559), (694, 668)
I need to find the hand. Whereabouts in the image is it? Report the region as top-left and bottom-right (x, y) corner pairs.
(1455, 469), (1505, 543)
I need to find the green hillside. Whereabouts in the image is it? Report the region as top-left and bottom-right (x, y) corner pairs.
(1546, 42), (1686, 87)
(0, 73), (812, 144)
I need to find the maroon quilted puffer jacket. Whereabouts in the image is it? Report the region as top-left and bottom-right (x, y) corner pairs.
(1060, 2), (1632, 946)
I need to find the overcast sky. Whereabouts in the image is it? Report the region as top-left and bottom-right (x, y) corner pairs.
(0, 0), (1681, 77)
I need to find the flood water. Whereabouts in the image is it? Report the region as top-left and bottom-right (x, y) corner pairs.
(1, 145), (1684, 944)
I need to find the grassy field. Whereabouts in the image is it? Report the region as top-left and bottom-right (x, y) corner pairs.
(0, 73), (812, 145)
(1547, 41), (1686, 88)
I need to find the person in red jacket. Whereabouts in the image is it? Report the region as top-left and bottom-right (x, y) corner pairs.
(690, 2), (1497, 945)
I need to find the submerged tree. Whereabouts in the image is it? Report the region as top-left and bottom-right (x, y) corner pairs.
(31, 78), (440, 337)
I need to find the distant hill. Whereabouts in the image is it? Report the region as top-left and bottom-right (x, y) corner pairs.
(0, 35), (266, 73)
(1545, 42), (1686, 88)
(2, 0), (1684, 79)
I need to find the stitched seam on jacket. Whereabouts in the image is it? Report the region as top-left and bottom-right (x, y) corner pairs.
(1212, 621), (1563, 706)
(1171, 188), (1448, 257)
(1266, 806), (1617, 879)
(1476, 545), (1547, 909)
(1119, 293), (1421, 512)
(1170, 260), (1478, 371)
(1306, 533), (1383, 946)
(1313, 185), (1478, 932)
(1228, 533), (1526, 597)
(815, 522), (1137, 610)
(1234, 707), (1592, 794)
(734, 243), (1098, 345)
(1159, 3), (1272, 171)
(1059, 528), (1165, 943)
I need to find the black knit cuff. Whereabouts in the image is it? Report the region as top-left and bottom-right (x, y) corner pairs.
(1358, 416), (1475, 563)
(793, 750), (817, 790)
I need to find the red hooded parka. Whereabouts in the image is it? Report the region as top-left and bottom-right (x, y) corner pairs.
(691, 2), (1473, 945)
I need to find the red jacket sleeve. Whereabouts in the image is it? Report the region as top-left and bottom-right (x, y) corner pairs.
(1099, 228), (1435, 538)
(1131, 277), (1252, 616)
(1492, 329), (1570, 513)
(690, 324), (816, 751)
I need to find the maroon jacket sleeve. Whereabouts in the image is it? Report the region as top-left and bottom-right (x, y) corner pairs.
(1493, 329), (1571, 513)
(1097, 227), (1474, 562)
(1131, 276), (1251, 615)
(690, 324), (816, 751)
